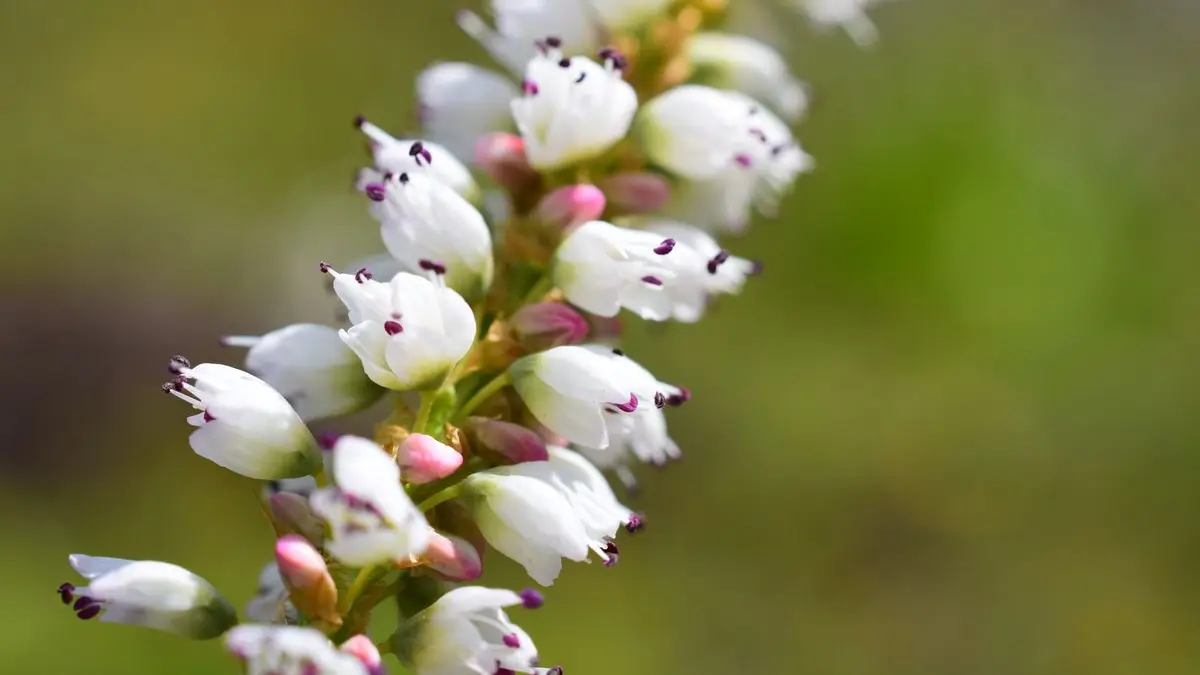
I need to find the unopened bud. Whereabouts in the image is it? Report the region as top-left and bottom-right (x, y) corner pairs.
(533, 184), (607, 232)
(397, 433), (463, 484)
(464, 417), (550, 464)
(474, 132), (539, 194)
(340, 635), (385, 675)
(268, 492), (326, 546)
(511, 302), (590, 351)
(274, 535), (340, 628)
(421, 531), (483, 581)
(599, 172), (672, 214)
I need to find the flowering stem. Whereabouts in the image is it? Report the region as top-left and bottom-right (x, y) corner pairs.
(340, 565), (379, 615)
(454, 372), (511, 421)
(416, 484), (462, 513)
(413, 390), (436, 434)
(519, 271), (555, 308)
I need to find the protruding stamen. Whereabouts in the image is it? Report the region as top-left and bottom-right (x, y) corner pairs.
(574, 71), (587, 84)
(598, 46), (628, 72)
(355, 268), (374, 283)
(220, 336), (260, 348)
(611, 348), (624, 356)
(706, 250), (730, 274)
(749, 128), (767, 143)
(319, 261), (332, 273)
(384, 320), (404, 336)
(398, 172), (410, 184)
(654, 392), (665, 409)
(557, 58), (571, 68)
(546, 668), (564, 675)
(601, 540), (620, 567)
(502, 634), (521, 648)
(161, 377), (185, 394)
(614, 394), (638, 413)
(640, 275), (663, 287)
(418, 259), (447, 275)
(749, 260), (765, 276)
(317, 431), (341, 451)
(625, 513), (645, 534)
(353, 114), (366, 129)
(518, 588), (544, 609)
(544, 36), (563, 48)
(522, 79), (539, 96)
(365, 183), (387, 202)
(665, 387), (691, 407)
(58, 583), (75, 604)
(734, 153), (753, 168)
(76, 602), (101, 620)
(409, 141), (432, 166)
(73, 596), (94, 612)
(202, 410), (215, 423)
(653, 238), (675, 255)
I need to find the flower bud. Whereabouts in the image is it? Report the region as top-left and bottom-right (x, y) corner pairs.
(464, 416), (550, 465)
(474, 132), (540, 195)
(274, 535), (340, 628)
(599, 172), (672, 214)
(533, 184), (607, 232)
(421, 531), (484, 581)
(510, 302), (590, 351)
(340, 634), (385, 675)
(269, 491), (326, 545)
(396, 433), (464, 484)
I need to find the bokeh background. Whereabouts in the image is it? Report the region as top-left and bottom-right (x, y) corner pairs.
(4, 0), (1200, 673)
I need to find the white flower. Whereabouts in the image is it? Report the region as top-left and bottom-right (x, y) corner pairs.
(635, 220), (760, 322)
(327, 269), (476, 392)
(512, 47), (637, 171)
(796, 0), (891, 45)
(509, 345), (639, 449)
(243, 563), (293, 625)
(523, 445), (635, 539)
(457, 1), (599, 75)
(394, 587), (548, 675)
(356, 117), (480, 203)
(365, 169), (494, 299)
(688, 32), (809, 121)
(575, 346), (684, 468)
(553, 219), (689, 320)
(222, 324), (383, 422)
(309, 435), (432, 566)
(226, 626), (369, 675)
(587, 0), (674, 31)
(165, 360), (321, 480)
(417, 62), (520, 162)
(59, 554), (236, 639)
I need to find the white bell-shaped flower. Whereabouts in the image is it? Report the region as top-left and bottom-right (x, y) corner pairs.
(226, 626), (371, 675)
(327, 268), (476, 392)
(553, 219), (692, 320)
(523, 445), (636, 539)
(636, 220), (760, 322)
(512, 47), (637, 171)
(222, 324), (383, 422)
(688, 32), (809, 121)
(59, 554), (236, 639)
(509, 344), (639, 449)
(417, 62), (520, 162)
(164, 360), (321, 480)
(356, 117), (480, 203)
(393, 586), (550, 675)
(797, 0), (890, 45)
(457, 1), (599, 75)
(587, 0), (674, 31)
(309, 435), (432, 566)
(636, 84), (772, 181)
(364, 168), (494, 299)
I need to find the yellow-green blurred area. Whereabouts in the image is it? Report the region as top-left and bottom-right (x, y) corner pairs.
(3, 0), (1200, 673)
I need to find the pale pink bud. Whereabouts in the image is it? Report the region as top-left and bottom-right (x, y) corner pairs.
(464, 417), (550, 464)
(268, 491), (326, 546)
(340, 635), (384, 674)
(422, 531), (483, 581)
(474, 132), (539, 194)
(511, 302), (590, 350)
(397, 433), (463, 484)
(274, 535), (339, 626)
(533, 184), (607, 232)
(600, 172), (672, 214)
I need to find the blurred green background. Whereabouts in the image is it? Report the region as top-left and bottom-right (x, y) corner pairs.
(4, 0), (1200, 673)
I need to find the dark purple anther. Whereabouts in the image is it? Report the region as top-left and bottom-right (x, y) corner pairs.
(202, 410), (215, 423)
(168, 355), (191, 374)
(73, 596), (95, 612)
(518, 588), (544, 609)
(161, 377), (185, 394)
(409, 141), (432, 166)
(557, 58), (571, 68)
(523, 79), (540, 96)
(418, 259), (447, 275)
(502, 634), (521, 648)
(749, 127), (767, 143)
(544, 36), (563, 48)
(365, 183), (387, 202)
(654, 392), (665, 409)
(611, 348), (624, 356)
(734, 153), (753, 168)
(625, 513), (645, 534)
(355, 268), (374, 283)
(58, 583), (75, 604)
(319, 261), (332, 273)
(598, 46), (628, 71)
(602, 540), (620, 567)
(749, 260), (765, 276)
(398, 172), (410, 184)
(546, 668), (564, 675)
(353, 114), (366, 128)
(666, 386), (691, 407)
(574, 71), (587, 84)
(495, 669), (516, 675)
(317, 431), (342, 450)
(640, 275), (663, 287)
(384, 320), (403, 336)
(653, 238), (676, 255)
(614, 394), (638, 413)
(706, 250), (731, 275)
(76, 604), (102, 620)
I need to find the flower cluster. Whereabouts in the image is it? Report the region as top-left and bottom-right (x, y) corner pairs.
(58, 1), (896, 673)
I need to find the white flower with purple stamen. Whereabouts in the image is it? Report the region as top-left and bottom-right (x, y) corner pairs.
(511, 43), (637, 171)
(392, 586), (557, 675)
(309, 435), (432, 566)
(518, 445), (640, 543)
(509, 344), (640, 449)
(688, 32), (810, 122)
(326, 267), (476, 392)
(356, 117), (480, 203)
(58, 554), (236, 639)
(636, 220), (761, 322)
(226, 625), (374, 675)
(417, 62), (520, 162)
(457, 1), (599, 75)
(163, 358), (321, 480)
(553, 219), (687, 320)
(363, 166), (494, 299)
(636, 85), (773, 181)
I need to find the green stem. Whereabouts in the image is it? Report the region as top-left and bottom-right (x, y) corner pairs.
(413, 390), (436, 434)
(454, 372), (511, 422)
(519, 271), (555, 308)
(340, 565), (378, 615)
(417, 484), (463, 513)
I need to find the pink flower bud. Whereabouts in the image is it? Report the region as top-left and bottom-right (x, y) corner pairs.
(397, 433), (463, 484)
(422, 531), (483, 581)
(511, 302), (590, 350)
(340, 635), (384, 674)
(268, 492), (326, 546)
(599, 172), (672, 214)
(464, 417), (550, 464)
(533, 184), (607, 231)
(274, 535), (340, 626)
(474, 132), (539, 194)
